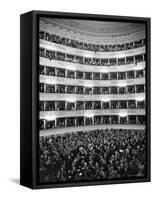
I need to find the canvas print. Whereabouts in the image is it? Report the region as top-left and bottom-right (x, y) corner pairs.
(39, 18), (147, 184)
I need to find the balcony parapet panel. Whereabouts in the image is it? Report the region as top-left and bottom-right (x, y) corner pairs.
(40, 92), (145, 101)
(40, 57), (145, 73)
(40, 74), (145, 87)
(40, 109), (145, 119)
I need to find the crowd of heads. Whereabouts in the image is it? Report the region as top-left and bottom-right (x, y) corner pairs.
(39, 31), (145, 52)
(39, 128), (146, 183)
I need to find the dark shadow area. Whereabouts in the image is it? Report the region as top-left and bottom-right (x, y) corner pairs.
(9, 178), (20, 185)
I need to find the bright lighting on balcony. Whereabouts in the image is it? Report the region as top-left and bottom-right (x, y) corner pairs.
(135, 96), (145, 101)
(118, 82), (127, 87)
(45, 115), (56, 121)
(102, 98), (110, 102)
(66, 98), (76, 102)
(85, 112), (94, 118)
(119, 111), (127, 117)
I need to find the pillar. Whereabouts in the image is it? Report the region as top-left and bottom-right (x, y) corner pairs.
(55, 101), (57, 111)
(118, 115), (120, 124)
(44, 83), (46, 93)
(43, 119), (46, 129)
(44, 101), (46, 111)
(55, 119), (57, 128)
(134, 70), (136, 78)
(84, 117), (86, 125)
(55, 68), (57, 77)
(44, 66), (46, 75)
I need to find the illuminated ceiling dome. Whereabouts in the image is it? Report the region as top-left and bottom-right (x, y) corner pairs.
(41, 18), (145, 44)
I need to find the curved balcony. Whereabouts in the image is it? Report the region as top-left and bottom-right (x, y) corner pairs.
(40, 57), (145, 73)
(40, 109), (145, 119)
(40, 40), (145, 59)
(40, 74), (145, 87)
(40, 92), (145, 101)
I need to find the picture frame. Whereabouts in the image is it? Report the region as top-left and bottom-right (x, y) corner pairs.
(20, 10), (151, 189)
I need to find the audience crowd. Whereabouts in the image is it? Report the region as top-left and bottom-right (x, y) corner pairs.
(39, 128), (146, 183)
(39, 31), (145, 52)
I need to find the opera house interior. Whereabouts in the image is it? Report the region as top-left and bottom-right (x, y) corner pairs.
(39, 18), (146, 183)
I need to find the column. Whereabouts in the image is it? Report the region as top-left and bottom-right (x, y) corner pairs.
(83, 86), (85, 94)
(65, 69), (68, 78)
(108, 58), (110, 66)
(55, 68), (57, 77)
(126, 115), (128, 124)
(55, 101), (57, 111)
(134, 70), (136, 78)
(125, 72), (127, 79)
(126, 101), (128, 109)
(55, 84), (57, 93)
(101, 116), (103, 124)
(75, 101), (76, 110)
(144, 84), (146, 93)
(118, 101), (120, 109)
(118, 115), (120, 124)
(65, 101), (67, 110)
(91, 86), (93, 95)
(143, 69), (145, 77)
(43, 119), (46, 129)
(125, 57), (127, 65)
(126, 86), (128, 94)
(117, 87), (119, 94)
(74, 86), (76, 94)
(55, 119), (57, 128)
(55, 51), (57, 59)
(134, 56), (136, 64)
(136, 116), (138, 124)
(92, 116), (94, 125)
(65, 118), (67, 127)
(134, 85), (137, 93)
(91, 72), (93, 80)
(44, 66), (46, 75)
(101, 101), (103, 109)
(135, 100), (137, 109)
(143, 54), (145, 62)
(108, 73), (110, 80)
(83, 71), (85, 79)
(74, 70), (76, 79)
(109, 116), (111, 124)
(84, 101), (85, 110)
(84, 117), (86, 125)
(75, 118), (77, 126)
(116, 58), (118, 66)
(44, 83), (46, 93)
(92, 101), (94, 110)
(44, 101), (46, 111)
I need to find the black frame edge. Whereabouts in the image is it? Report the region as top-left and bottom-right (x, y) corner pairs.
(20, 11), (33, 189)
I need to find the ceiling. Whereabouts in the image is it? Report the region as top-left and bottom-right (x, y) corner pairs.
(41, 18), (145, 44)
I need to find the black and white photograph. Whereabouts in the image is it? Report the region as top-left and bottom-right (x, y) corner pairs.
(38, 16), (150, 185)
